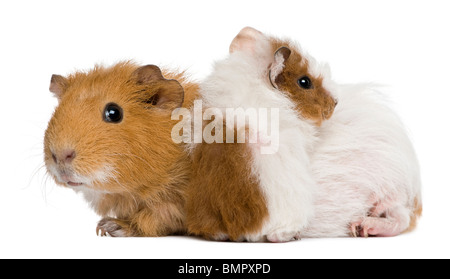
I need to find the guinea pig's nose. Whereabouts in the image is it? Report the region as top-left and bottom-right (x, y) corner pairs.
(334, 98), (339, 107)
(64, 149), (76, 163)
(53, 149), (76, 164)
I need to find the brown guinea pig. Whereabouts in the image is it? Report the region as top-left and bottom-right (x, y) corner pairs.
(44, 61), (199, 237)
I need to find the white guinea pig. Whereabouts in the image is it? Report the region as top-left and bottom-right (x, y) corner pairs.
(235, 27), (422, 238)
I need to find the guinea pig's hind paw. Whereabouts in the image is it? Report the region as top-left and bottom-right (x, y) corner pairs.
(358, 216), (406, 238)
(350, 221), (370, 238)
(96, 218), (127, 237)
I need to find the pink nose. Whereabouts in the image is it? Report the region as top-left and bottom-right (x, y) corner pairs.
(52, 149), (76, 164)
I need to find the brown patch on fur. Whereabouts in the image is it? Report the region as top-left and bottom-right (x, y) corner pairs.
(45, 61), (198, 236)
(405, 197), (423, 233)
(186, 126), (269, 241)
(268, 39), (336, 126)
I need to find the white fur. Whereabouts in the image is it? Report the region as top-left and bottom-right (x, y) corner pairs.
(47, 162), (114, 211)
(196, 39), (318, 242)
(197, 29), (421, 240)
(265, 34), (421, 237)
(300, 84), (421, 237)
(73, 185), (109, 212)
(73, 166), (114, 211)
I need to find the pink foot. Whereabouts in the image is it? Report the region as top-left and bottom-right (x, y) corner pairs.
(267, 231), (301, 243)
(351, 222), (365, 237)
(350, 194), (412, 238)
(350, 216), (404, 238)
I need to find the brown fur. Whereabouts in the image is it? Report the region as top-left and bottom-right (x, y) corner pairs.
(185, 31), (337, 241)
(44, 61), (199, 237)
(405, 197), (423, 233)
(269, 39), (337, 126)
(186, 126), (269, 241)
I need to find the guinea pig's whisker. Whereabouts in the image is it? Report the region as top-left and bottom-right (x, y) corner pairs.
(28, 162), (54, 204)
(42, 172), (53, 204)
(27, 162), (45, 188)
(39, 169), (55, 205)
(29, 163), (46, 186)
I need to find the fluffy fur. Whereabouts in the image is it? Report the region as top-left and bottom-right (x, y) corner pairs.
(187, 26), (421, 241)
(301, 83), (422, 237)
(186, 129), (269, 241)
(44, 61), (199, 237)
(186, 28), (332, 242)
(239, 27), (422, 238)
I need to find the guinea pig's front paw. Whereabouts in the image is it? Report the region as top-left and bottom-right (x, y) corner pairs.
(96, 217), (130, 237)
(267, 231), (301, 243)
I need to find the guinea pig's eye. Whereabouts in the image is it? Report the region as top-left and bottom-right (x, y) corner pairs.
(103, 103), (123, 124)
(298, 76), (313, 89)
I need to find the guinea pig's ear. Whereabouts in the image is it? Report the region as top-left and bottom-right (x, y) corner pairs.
(133, 65), (185, 110)
(133, 65), (165, 84)
(49, 74), (68, 99)
(269, 47), (291, 89)
(229, 26), (264, 54)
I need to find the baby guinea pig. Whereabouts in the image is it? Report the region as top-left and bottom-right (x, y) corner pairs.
(186, 28), (337, 242)
(44, 62), (199, 237)
(240, 27), (422, 238)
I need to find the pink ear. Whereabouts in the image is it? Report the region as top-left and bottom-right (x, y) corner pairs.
(49, 74), (68, 99)
(229, 27), (264, 54)
(269, 47), (291, 88)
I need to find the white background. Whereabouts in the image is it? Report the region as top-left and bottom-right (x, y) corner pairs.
(0, 0), (449, 259)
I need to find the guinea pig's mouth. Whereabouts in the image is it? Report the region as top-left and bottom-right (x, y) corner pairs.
(59, 172), (85, 187)
(48, 165), (87, 187)
(46, 161), (114, 190)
